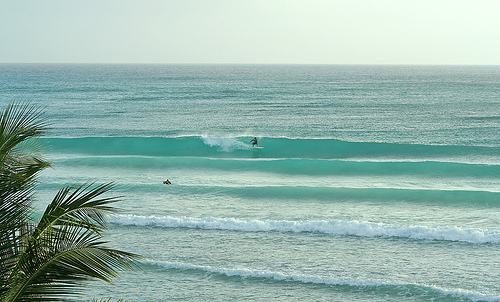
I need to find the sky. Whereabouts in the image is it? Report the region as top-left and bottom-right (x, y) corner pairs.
(1, 0), (500, 65)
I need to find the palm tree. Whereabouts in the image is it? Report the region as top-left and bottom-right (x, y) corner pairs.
(0, 102), (140, 302)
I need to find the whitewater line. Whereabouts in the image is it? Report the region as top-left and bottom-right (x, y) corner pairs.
(110, 214), (500, 244)
(145, 260), (500, 302)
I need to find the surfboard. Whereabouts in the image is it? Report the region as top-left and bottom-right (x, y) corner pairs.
(252, 146), (264, 149)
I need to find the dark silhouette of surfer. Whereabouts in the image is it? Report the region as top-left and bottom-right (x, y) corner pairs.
(163, 179), (172, 185)
(250, 137), (258, 147)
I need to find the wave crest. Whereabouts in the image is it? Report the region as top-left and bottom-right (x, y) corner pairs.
(111, 215), (500, 244)
(144, 260), (500, 302)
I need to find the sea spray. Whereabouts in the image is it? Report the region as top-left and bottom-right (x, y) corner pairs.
(202, 137), (250, 152)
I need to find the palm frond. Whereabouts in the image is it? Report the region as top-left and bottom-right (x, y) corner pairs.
(0, 102), (50, 166)
(34, 182), (122, 239)
(1, 102), (140, 302)
(3, 183), (141, 302)
(6, 223), (140, 301)
(1, 102), (51, 295)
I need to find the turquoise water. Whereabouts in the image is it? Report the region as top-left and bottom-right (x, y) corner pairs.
(1, 64), (500, 301)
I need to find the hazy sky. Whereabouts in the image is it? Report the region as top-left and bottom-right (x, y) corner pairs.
(1, 0), (499, 64)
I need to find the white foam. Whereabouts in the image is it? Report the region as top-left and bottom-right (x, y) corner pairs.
(145, 260), (500, 302)
(111, 215), (500, 244)
(147, 260), (384, 287)
(202, 137), (249, 151)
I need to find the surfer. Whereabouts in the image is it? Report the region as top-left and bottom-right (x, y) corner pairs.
(250, 137), (258, 147)
(163, 179), (172, 185)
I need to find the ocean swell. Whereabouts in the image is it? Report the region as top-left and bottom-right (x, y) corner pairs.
(46, 136), (500, 162)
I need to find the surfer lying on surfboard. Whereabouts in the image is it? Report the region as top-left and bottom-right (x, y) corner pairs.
(250, 137), (258, 147)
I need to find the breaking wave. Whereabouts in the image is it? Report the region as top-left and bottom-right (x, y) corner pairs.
(111, 215), (500, 244)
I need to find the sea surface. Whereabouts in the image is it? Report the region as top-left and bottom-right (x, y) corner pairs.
(1, 64), (500, 301)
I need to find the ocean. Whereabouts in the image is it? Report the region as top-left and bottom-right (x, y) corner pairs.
(1, 64), (500, 301)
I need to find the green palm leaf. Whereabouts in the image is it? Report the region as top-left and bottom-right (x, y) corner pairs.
(1, 102), (50, 295)
(4, 183), (141, 302)
(1, 102), (141, 302)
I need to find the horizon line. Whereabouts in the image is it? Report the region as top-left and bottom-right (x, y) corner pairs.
(1, 62), (500, 67)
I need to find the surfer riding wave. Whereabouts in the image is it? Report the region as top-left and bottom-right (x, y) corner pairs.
(250, 137), (258, 147)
